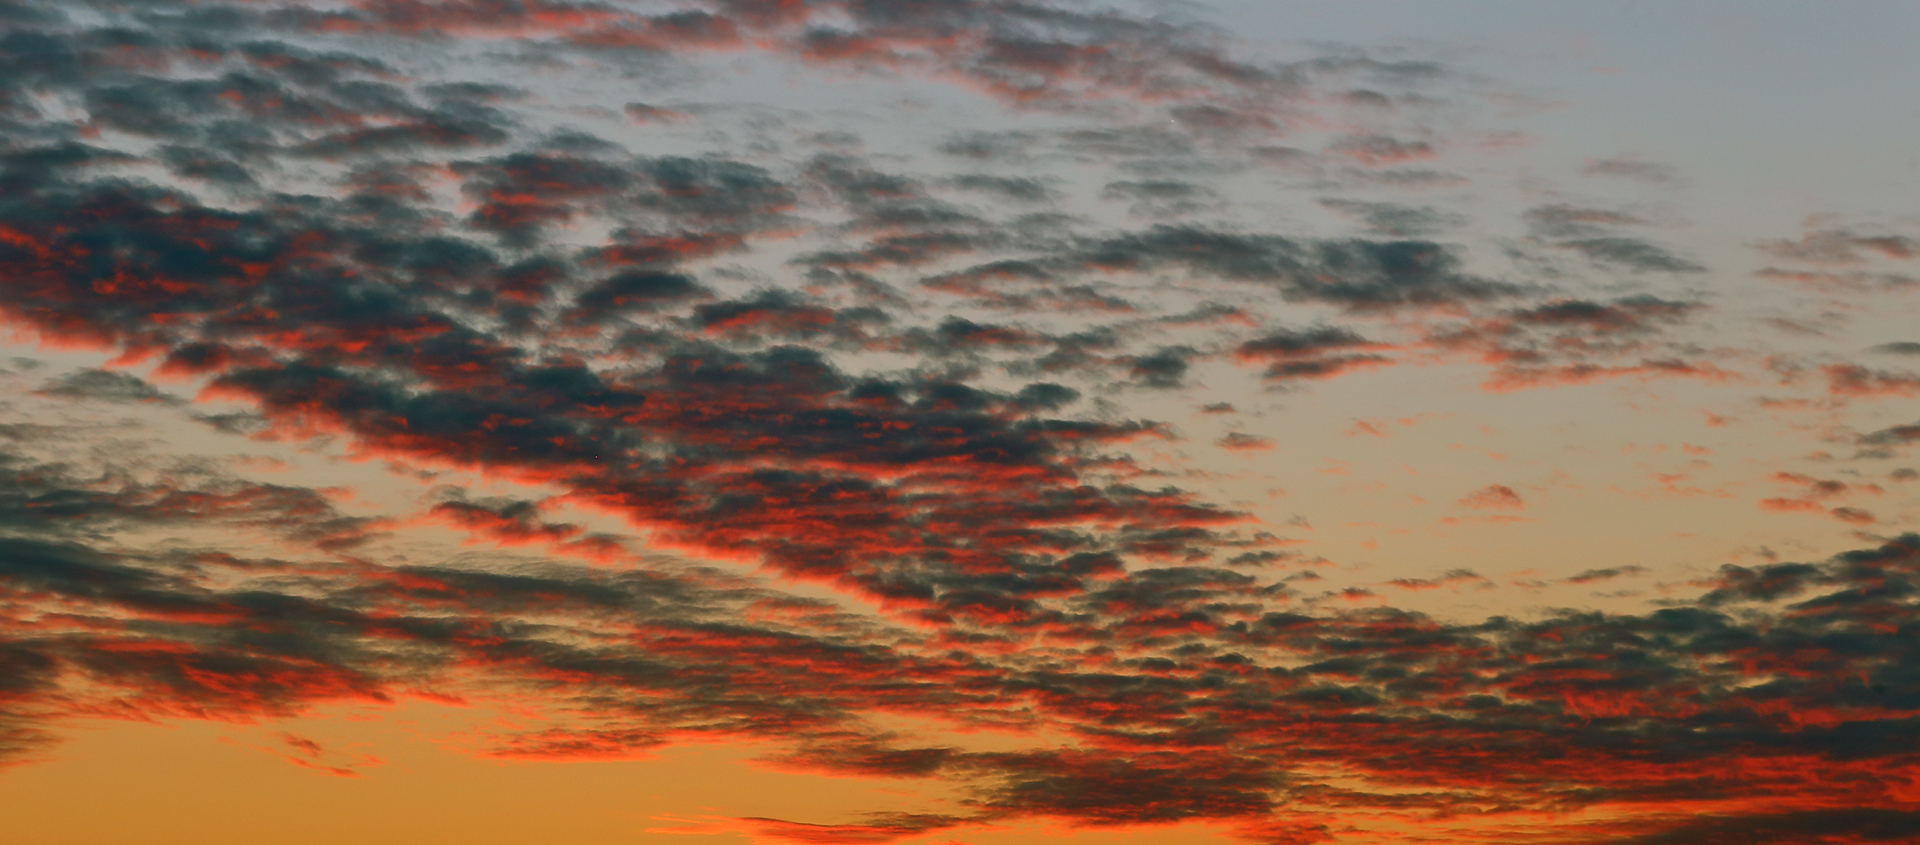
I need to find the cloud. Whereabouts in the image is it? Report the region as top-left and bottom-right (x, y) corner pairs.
(1824, 363), (1920, 397)
(425, 494), (622, 560)
(1102, 179), (1221, 217)
(1597, 808), (1920, 845)
(1124, 346), (1196, 388)
(1581, 156), (1678, 183)
(1558, 238), (1705, 273)
(1754, 471), (1882, 524)
(695, 290), (884, 343)
(4, 422), (1918, 839)
(1748, 221), (1918, 294)
(1753, 267), (1919, 293)
(0, 447), (380, 549)
(966, 749), (1279, 824)
(946, 173), (1054, 203)
(1319, 198), (1465, 236)
(1385, 568), (1489, 591)
(1324, 134), (1435, 166)
(1234, 326), (1394, 382)
(35, 369), (181, 404)
(1516, 205), (1704, 273)
(1074, 226), (1515, 311)
(1524, 204), (1649, 238)
(0, 1), (1912, 841)
(939, 130), (1040, 161)
(566, 270), (710, 323)
(1566, 566), (1647, 584)
(1458, 484), (1524, 510)
(736, 813), (972, 845)
(1421, 296), (1716, 392)
(1756, 227), (1919, 265)
(1857, 422), (1920, 458)
(1217, 432), (1274, 451)
(623, 102), (686, 123)
(453, 152), (636, 242)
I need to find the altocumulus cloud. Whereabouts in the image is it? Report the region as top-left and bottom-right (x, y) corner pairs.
(0, 1), (1915, 844)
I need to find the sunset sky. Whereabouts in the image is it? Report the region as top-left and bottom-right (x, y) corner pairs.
(1, 1), (1917, 843)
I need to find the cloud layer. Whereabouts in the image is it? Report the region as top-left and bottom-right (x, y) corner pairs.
(0, 1), (1916, 844)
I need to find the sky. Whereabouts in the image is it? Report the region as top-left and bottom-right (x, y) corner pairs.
(0, 1), (1917, 843)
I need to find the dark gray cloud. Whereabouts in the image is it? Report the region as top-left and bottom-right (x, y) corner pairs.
(567, 270), (709, 323)
(1168, 103), (1278, 137)
(0, 449), (378, 549)
(1756, 226), (1918, 265)
(1319, 198), (1465, 236)
(1518, 205), (1705, 273)
(1216, 432), (1273, 451)
(895, 315), (1046, 356)
(1339, 167), (1466, 188)
(1506, 296), (1702, 333)
(1856, 421), (1920, 458)
(946, 173), (1054, 203)
(1559, 237), (1706, 273)
(453, 152), (636, 243)
(1565, 565), (1647, 584)
(1124, 345), (1196, 389)
(1073, 226), (1516, 310)
(938, 130), (1039, 161)
(1582, 157), (1678, 183)
(36, 369), (181, 404)
(1102, 180), (1220, 217)
(1524, 204), (1649, 239)
(623, 102), (685, 123)
(1235, 326), (1392, 381)
(1061, 127), (1194, 159)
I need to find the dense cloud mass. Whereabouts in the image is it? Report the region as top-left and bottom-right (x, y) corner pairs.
(0, 1), (1916, 844)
